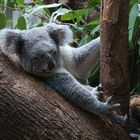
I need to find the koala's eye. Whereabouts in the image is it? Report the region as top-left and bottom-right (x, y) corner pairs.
(51, 50), (57, 55)
(34, 57), (41, 61)
(15, 35), (25, 54)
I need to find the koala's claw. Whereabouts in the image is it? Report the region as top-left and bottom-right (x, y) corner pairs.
(92, 84), (104, 98)
(124, 114), (128, 122)
(97, 83), (103, 92)
(105, 96), (120, 110)
(106, 96), (113, 104)
(101, 96), (128, 125)
(92, 89), (102, 99)
(111, 103), (120, 109)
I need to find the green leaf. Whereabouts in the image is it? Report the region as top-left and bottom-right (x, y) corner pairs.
(128, 3), (139, 48)
(90, 64), (99, 76)
(129, 0), (138, 9)
(16, 0), (25, 8)
(89, 63), (100, 80)
(61, 12), (74, 21)
(30, 4), (61, 15)
(35, 0), (42, 3)
(0, 13), (6, 29)
(61, 9), (88, 21)
(91, 25), (100, 37)
(84, 20), (99, 30)
(6, 19), (13, 24)
(70, 24), (84, 32)
(75, 9), (89, 17)
(78, 35), (92, 47)
(87, 20), (99, 26)
(50, 8), (72, 22)
(16, 0), (24, 5)
(16, 16), (26, 30)
(89, 0), (100, 8)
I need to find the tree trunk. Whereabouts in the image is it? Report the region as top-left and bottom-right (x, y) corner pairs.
(100, 0), (129, 139)
(0, 48), (129, 139)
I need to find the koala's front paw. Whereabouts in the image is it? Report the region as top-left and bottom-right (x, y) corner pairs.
(102, 96), (128, 125)
(92, 83), (104, 98)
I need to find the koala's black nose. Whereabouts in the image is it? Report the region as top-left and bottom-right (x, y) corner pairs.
(48, 61), (55, 70)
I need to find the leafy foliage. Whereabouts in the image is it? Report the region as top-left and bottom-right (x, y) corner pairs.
(128, 2), (140, 93)
(129, 3), (139, 49)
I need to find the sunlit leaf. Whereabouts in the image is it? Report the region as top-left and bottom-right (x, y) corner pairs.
(51, 8), (72, 22)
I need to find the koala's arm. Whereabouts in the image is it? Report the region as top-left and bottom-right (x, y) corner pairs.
(75, 37), (100, 80)
(45, 68), (126, 125)
(61, 37), (100, 81)
(74, 37), (100, 72)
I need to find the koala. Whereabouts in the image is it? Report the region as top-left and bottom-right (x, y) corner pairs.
(0, 23), (126, 125)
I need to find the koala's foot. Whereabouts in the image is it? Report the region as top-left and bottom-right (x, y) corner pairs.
(115, 114), (128, 125)
(92, 83), (104, 98)
(100, 96), (127, 125)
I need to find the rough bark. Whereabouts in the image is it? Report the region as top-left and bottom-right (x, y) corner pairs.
(100, 0), (129, 139)
(0, 48), (129, 139)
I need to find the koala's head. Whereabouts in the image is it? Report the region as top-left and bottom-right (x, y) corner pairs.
(0, 24), (73, 77)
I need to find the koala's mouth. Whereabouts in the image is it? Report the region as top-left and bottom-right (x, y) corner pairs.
(31, 71), (54, 77)
(44, 71), (55, 75)
(42, 67), (57, 73)
(37, 69), (56, 77)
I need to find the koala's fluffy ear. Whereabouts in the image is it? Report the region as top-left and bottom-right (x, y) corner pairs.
(0, 29), (22, 54)
(45, 23), (73, 46)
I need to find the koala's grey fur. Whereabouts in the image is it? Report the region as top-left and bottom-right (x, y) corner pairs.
(0, 23), (126, 125)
